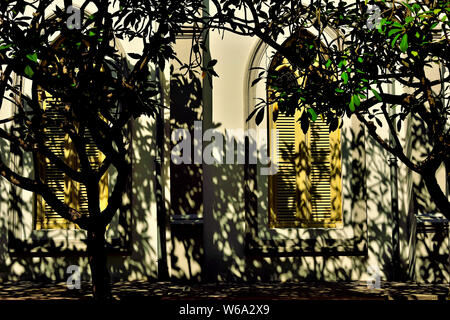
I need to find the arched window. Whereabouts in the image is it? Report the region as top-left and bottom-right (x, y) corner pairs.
(267, 31), (342, 229)
(34, 37), (108, 230)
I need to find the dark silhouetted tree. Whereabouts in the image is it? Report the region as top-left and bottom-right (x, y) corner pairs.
(0, 0), (206, 300)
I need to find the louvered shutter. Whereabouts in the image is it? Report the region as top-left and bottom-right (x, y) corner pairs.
(269, 109), (342, 228)
(77, 128), (108, 217)
(36, 91), (108, 230)
(307, 117), (342, 227)
(36, 94), (71, 229)
(268, 110), (298, 227)
(268, 72), (342, 229)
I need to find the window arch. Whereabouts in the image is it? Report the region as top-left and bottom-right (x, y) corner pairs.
(34, 36), (109, 230)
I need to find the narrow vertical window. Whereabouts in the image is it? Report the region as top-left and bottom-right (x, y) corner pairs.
(35, 90), (108, 230)
(267, 35), (342, 229)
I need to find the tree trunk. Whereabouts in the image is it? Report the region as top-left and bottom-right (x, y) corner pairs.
(422, 170), (450, 221)
(88, 227), (112, 301)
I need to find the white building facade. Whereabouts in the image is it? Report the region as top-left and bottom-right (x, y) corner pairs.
(0, 0), (448, 284)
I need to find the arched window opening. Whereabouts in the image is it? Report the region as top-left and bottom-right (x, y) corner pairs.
(267, 30), (342, 229)
(34, 36), (109, 230)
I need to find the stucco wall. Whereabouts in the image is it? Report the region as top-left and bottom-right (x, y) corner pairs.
(202, 27), (412, 282)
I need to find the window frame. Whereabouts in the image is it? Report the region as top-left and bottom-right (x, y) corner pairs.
(6, 33), (132, 256)
(244, 31), (368, 256)
(266, 59), (343, 229)
(34, 88), (110, 231)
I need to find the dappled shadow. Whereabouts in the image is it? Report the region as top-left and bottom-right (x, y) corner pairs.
(199, 103), (447, 284)
(0, 110), (158, 285)
(0, 280), (448, 300)
(410, 113), (440, 214)
(0, 62), (158, 290)
(169, 72), (203, 218)
(238, 116), (370, 282)
(1, 33), (448, 299)
(402, 112), (449, 283)
(110, 280), (448, 300)
(163, 61), (205, 282)
(0, 115), (92, 282)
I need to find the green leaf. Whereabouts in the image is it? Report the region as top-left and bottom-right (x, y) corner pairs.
(26, 52), (38, 63)
(377, 18), (387, 33)
(352, 94), (361, 107)
(325, 59), (332, 68)
(24, 65), (34, 78)
(411, 51), (419, 57)
(357, 57), (364, 63)
(371, 89), (382, 101)
(335, 88), (344, 93)
(391, 33), (402, 47)
(401, 1), (413, 11)
(349, 99), (355, 112)
(388, 28), (403, 37)
(341, 71), (348, 84)
(308, 108), (317, 122)
(400, 34), (408, 52)
(0, 44), (12, 51)
(338, 59), (347, 68)
(88, 30), (96, 37)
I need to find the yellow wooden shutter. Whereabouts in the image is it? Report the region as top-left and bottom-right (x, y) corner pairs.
(76, 128), (108, 216)
(36, 91), (108, 230)
(36, 93), (71, 229)
(306, 117), (342, 227)
(268, 73), (342, 229)
(269, 107), (300, 228)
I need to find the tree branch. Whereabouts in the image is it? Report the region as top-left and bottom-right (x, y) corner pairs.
(0, 154), (89, 229)
(355, 111), (421, 173)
